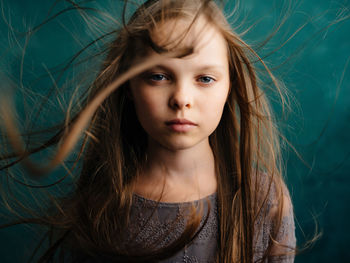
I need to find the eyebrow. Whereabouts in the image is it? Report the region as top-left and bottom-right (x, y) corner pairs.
(195, 65), (226, 71)
(150, 64), (226, 73)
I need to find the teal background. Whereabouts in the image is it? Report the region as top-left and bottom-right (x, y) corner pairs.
(0, 0), (349, 262)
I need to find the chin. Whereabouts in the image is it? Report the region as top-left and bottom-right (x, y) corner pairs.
(148, 132), (209, 152)
(159, 138), (206, 152)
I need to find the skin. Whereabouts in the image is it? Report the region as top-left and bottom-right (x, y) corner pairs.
(130, 17), (230, 202)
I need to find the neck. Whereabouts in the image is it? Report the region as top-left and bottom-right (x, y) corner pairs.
(146, 137), (215, 179)
(134, 137), (217, 202)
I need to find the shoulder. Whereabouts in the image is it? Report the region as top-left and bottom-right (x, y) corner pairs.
(252, 172), (293, 216)
(253, 172), (296, 262)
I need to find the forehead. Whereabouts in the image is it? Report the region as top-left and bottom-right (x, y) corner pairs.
(148, 16), (228, 68)
(151, 16), (225, 51)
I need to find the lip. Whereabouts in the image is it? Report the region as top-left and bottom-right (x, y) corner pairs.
(165, 118), (197, 132)
(165, 118), (197, 125)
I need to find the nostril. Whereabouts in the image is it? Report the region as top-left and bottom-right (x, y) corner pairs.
(170, 101), (191, 110)
(169, 92), (192, 110)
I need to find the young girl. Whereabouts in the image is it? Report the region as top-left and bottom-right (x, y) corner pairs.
(0, 0), (296, 262)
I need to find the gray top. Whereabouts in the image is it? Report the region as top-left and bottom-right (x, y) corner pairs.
(72, 186), (296, 262)
(127, 193), (219, 262)
(125, 188), (296, 263)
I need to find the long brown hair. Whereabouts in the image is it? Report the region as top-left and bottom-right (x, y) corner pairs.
(0, 0), (295, 262)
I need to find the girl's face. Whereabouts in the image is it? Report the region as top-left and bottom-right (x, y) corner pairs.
(129, 18), (230, 151)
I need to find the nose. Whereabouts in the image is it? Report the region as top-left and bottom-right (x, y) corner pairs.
(168, 82), (193, 110)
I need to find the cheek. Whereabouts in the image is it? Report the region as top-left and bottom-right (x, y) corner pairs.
(132, 89), (164, 124)
(204, 90), (229, 128)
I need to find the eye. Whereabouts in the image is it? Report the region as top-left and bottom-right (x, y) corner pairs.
(149, 73), (169, 82)
(197, 76), (215, 84)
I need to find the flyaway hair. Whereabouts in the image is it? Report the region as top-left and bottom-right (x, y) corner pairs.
(0, 0), (298, 262)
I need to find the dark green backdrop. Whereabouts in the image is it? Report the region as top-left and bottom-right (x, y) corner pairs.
(0, 1), (349, 262)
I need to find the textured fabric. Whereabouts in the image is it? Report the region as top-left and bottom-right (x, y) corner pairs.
(124, 185), (296, 263)
(126, 193), (219, 263)
(72, 185), (296, 262)
(252, 183), (297, 263)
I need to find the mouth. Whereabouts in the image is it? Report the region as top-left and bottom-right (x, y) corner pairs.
(165, 119), (197, 132)
(165, 119), (197, 125)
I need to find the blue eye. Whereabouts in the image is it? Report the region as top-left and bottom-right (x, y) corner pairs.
(198, 76), (215, 84)
(149, 73), (168, 81)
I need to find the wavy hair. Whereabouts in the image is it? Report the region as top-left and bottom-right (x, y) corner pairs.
(0, 0), (296, 262)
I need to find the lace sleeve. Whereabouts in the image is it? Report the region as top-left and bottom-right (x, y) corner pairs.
(254, 175), (297, 263)
(268, 191), (296, 263)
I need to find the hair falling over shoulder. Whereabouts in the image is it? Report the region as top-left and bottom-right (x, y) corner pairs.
(0, 0), (298, 262)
